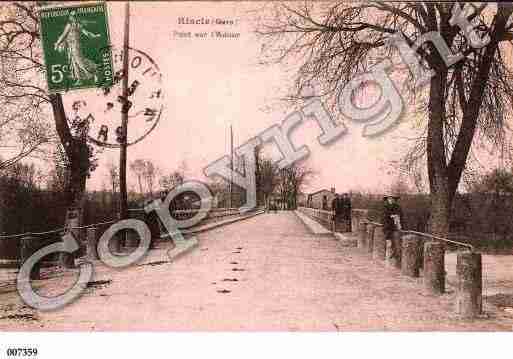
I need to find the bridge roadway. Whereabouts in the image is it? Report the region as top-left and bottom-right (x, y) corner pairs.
(0, 212), (512, 331)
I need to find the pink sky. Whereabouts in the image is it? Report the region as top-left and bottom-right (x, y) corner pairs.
(65, 1), (502, 195)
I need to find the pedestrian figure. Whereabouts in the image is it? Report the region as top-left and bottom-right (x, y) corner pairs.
(268, 198), (277, 213)
(382, 195), (404, 261)
(331, 193), (342, 232)
(331, 193), (351, 232)
(341, 193), (352, 232)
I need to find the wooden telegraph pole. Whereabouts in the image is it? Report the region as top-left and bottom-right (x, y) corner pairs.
(230, 124), (233, 209)
(119, 2), (130, 228)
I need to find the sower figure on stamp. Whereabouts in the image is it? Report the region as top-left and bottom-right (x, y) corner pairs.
(53, 11), (101, 86)
(382, 195), (404, 262)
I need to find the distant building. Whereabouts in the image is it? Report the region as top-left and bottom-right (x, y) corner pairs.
(296, 193), (307, 207)
(306, 187), (337, 210)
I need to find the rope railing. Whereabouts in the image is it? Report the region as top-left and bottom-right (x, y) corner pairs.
(0, 219), (118, 240)
(72, 220), (117, 230)
(0, 228), (64, 240)
(0, 207), (244, 241)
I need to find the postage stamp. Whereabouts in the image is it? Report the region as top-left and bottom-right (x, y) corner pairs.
(38, 2), (114, 92)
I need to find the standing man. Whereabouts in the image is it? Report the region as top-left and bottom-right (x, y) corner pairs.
(382, 195), (404, 262)
(341, 193), (352, 232)
(269, 198), (278, 213)
(331, 193), (342, 232)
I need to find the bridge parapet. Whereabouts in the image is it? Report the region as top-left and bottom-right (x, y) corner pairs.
(297, 207), (369, 233)
(297, 205), (483, 319)
(297, 207), (333, 229)
(128, 207), (243, 222)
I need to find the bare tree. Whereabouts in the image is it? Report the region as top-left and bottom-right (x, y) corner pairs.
(276, 163), (315, 210)
(257, 2), (513, 236)
(142, 159), (159, 197)
(158, 160), (187, 191)
(0, 3), (50, 170)
(0, 2), (95, 210)
(0, 96), (50, 171)
(388, 176), (414, 196)
(46, 144), (69, 192)
(129, 158), (161, 196)
(106, 162), (119, 213)
(254, 145), (271, 206)
(260, 159), (279, 206)
(1, 161), (38, 189)
(129, 159), (146, 195)
(159, 170), (184, 191)
(255, 146), (280, 207)
(107, 162), (119, 195)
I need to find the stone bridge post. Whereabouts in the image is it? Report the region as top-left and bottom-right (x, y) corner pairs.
(372, 226), (386, 260)
(366, 224), (375, 253)
(401, 234), (422, 277)
(386, 231), (403, 269)
(456, 251), (482, 318)
(423, 241), (445, 295)
(357, 221), (367, 248)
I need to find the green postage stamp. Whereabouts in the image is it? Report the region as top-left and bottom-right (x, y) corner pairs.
(39, 2), (114, 92)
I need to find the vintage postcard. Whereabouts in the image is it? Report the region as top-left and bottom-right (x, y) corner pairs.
(1, 0), (513, 357)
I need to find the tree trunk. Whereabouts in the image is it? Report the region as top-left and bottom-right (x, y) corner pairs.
(427, 70), (451, 237)
(426, 5), (513, 237)
(49, 94), (90, 207)
(68, 143), (89, 206)
(50, 94), (90, 267)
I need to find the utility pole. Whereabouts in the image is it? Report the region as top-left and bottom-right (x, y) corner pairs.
(229, 124), (233, 208)
(119, 1), (130, 223)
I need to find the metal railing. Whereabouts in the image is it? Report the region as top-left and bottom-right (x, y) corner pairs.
(298, 207), (474, 252)
(363, 219), (474, 251)
(402, 230), (474, 251)
(366, 219), (475, 252)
